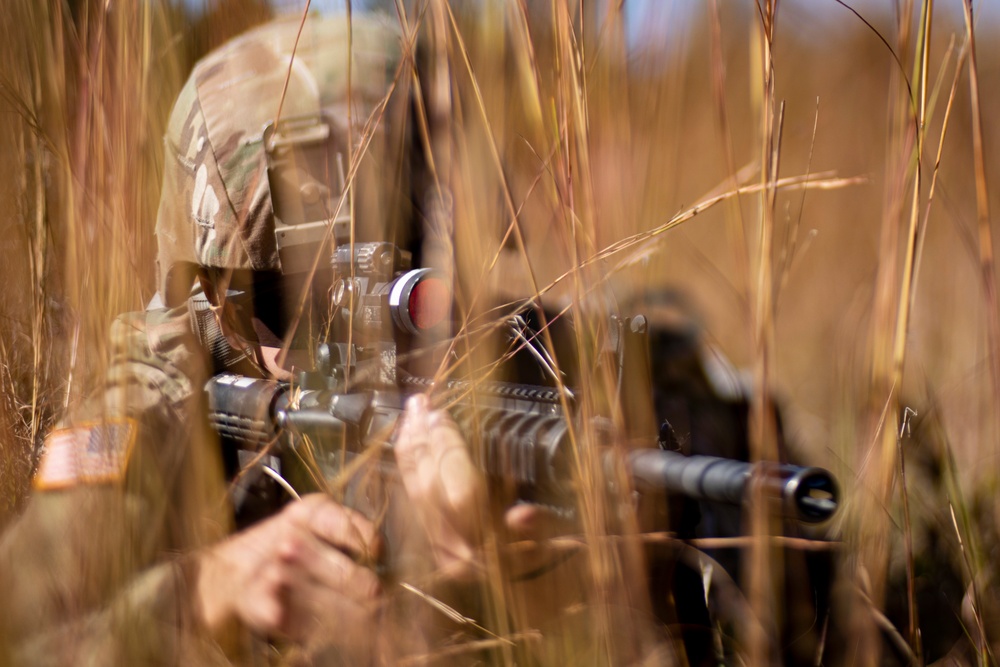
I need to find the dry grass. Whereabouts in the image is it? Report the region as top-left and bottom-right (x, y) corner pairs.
(5, 0), (1000, 664)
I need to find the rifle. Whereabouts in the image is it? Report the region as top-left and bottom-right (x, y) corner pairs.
(203, 239), (839, 529)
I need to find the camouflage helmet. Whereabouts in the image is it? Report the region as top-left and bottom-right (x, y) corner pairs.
(155, 13), (406, 307)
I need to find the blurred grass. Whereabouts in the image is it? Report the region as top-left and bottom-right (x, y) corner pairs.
(4, 0), (1000, 663)
(0, 0), (271, 520)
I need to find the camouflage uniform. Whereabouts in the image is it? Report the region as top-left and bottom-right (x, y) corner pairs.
(0, 307), (230, 665)
(0, 14), (405, 665)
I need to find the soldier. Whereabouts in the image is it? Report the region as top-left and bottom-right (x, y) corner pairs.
(0, 13), (431, 665)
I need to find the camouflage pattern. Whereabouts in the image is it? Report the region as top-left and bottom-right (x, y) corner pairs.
(0, 306), (237, 665)
(156, 14), (404, 305)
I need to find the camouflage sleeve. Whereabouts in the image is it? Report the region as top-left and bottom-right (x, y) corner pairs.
(0, 307), (235, 666)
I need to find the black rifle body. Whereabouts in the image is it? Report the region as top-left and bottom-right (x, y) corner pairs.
(206, 372), (838, 524)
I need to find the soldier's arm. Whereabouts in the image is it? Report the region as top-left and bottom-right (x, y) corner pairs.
(0, 308), (382, 663)
(0, 308), (231, 664)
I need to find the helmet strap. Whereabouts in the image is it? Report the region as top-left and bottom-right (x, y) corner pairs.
(194, 272), (267, 376)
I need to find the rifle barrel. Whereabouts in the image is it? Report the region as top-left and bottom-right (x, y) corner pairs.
(628, 449), (838, 524)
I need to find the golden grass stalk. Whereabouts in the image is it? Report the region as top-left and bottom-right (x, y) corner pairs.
(884, 1), (934, 660)
(960, 0), (1000, 502)
(707, 0), (752, 332)
(746, 2), (784, 663)
(849, 2), (932, 663)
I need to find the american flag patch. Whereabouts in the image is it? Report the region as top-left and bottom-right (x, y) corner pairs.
(33, 419), (137, 490)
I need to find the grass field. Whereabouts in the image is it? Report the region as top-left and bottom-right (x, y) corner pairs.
(2, 0), (1000, 664)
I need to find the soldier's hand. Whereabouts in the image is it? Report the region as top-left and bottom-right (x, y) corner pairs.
(193, 494), (384, 652)
(395, 394), (485, 571)
(395, 394), (577, 576)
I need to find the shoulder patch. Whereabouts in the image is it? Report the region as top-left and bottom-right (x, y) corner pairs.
(33, 419), (138, 491)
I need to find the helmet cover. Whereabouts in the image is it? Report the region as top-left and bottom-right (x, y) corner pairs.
(155, 14), (404, 306)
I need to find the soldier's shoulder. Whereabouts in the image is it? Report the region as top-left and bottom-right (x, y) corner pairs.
(110, 306), (202, 367)
(33, 306), (207, 492)
(105, 305), (208, 409)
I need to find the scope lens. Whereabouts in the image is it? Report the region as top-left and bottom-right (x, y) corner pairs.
(389, 269), (451, 335)
(408, 276), (450, 331)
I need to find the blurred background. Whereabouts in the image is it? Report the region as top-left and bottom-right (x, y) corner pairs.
(2, 0), (1000, 661)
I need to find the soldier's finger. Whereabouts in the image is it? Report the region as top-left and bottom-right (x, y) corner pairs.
(395, 394), (431, 472)
(296, 534), (383, 606)
(291, 495), (384, 564)
(272, 557), (379, 643)
(504, 503), (577, 542)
